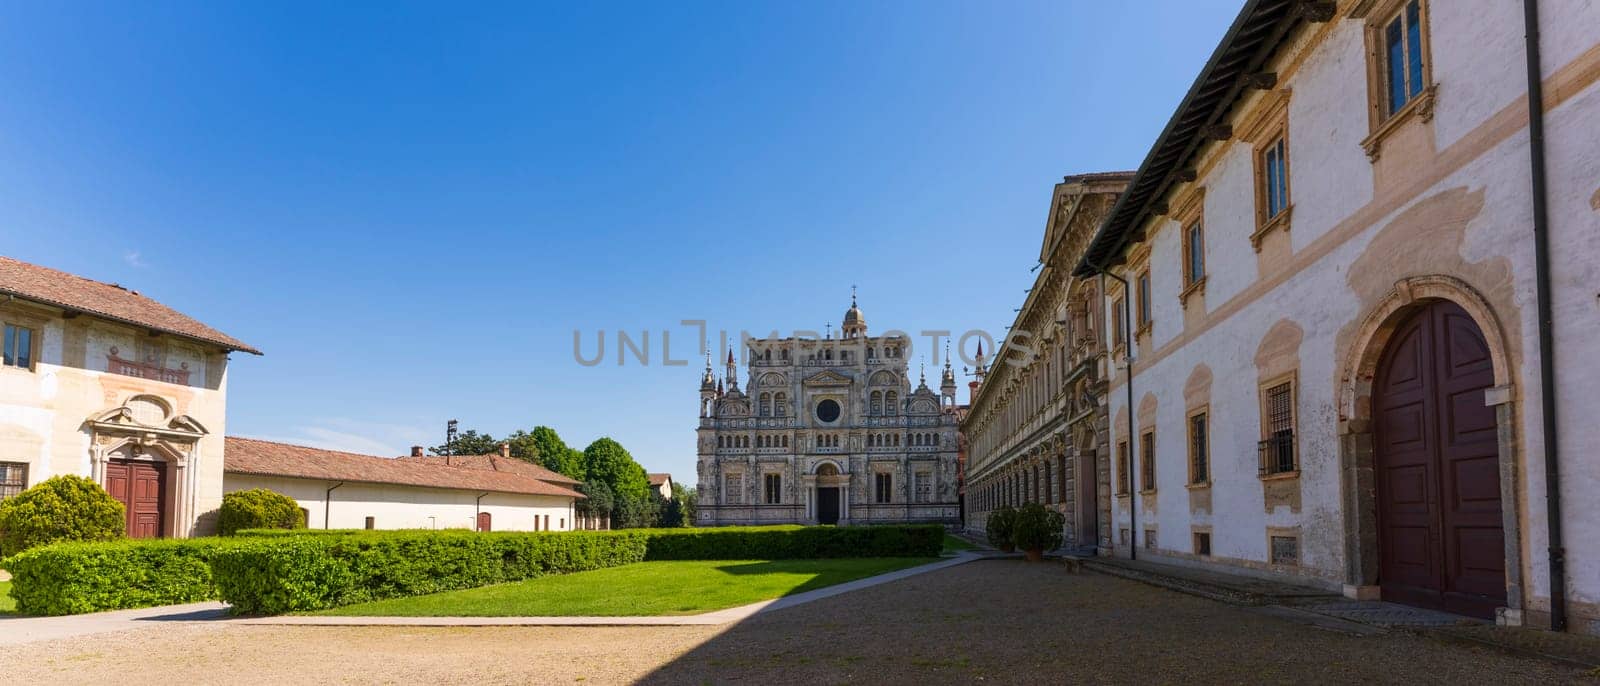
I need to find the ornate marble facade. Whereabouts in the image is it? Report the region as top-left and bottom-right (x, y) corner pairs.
(695, 296), (961, 526)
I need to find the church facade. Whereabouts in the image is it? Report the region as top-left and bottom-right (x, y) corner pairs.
(695, 298), (961, 527)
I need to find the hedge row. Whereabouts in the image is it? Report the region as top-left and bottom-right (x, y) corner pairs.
(2, 538), (240, 616)
(3, 525), (944, 616)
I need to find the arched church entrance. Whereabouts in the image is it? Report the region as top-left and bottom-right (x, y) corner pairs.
(815, 463), (841, 525)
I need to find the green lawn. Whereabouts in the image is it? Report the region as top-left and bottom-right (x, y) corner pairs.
(0, 580), (14, 615)
(312, 557), (936, 617)
(942, 534), (978, 553)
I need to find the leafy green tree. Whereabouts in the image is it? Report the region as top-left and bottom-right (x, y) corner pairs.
(523, 426), (584, 479)
(677, 484), (697, 527)
(581, 438), (650, 503)
(614, 491), (661, 529)
(0, 475), (125, 556)
(427, 428), (500, 456)
(502, 430), (541, 463)
(660, 482), (696, 527)
(576, 480), (614, 520)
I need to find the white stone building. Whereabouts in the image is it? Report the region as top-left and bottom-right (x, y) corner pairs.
(0, 256), (258, 537)
(696, 297), (961, 526)
(224, 437), (584, 531)
(973, 0), (1600, 634)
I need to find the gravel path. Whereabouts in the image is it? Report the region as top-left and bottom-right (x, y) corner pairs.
(1, 559), (1590, 685)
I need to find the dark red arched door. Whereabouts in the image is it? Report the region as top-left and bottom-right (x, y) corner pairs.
(1373, 300), (1505, 618)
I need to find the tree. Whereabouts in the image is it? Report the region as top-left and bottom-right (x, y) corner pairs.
(575, 480), (614, 526)
(660, 482), (695, 528)
(218, 489), (305, 535)
(581, 438), (650, 504)
(0, 475), (125, 556)
(502, 430), (540, 463)
(427, 428), (500, 457)
(678, 484), (697, 526)
(524, 426), (584, 479)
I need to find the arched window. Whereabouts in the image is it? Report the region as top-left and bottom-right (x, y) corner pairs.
(825, 349), (833, 361)
(932, 434), (940, 447)
(774, 393), (787, 416)
(741, 436), (748, 448)
(893, 434), (900, 446)
(759, 392), (772, 417)
(782, 436), (789, 448)
(870, 390), (882, 415)
(867, 347), (875, 359)
(764, 349), (771, 361)
(718, 436), (725, 448)
(885, 392), (898, 415)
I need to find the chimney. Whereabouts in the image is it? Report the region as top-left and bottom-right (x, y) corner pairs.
(499, 442), (511, 458)
(410, 446), (424, 458)
(968, 380), (980, 406)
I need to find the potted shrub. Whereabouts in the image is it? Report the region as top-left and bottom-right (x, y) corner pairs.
(986, 505), (1017, 553)
(1012, 502), (1065, 562)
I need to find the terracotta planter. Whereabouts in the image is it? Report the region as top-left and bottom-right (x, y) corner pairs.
(1024, 548), (1044, 562)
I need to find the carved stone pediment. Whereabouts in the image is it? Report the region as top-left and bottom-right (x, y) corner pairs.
(804, 370), (854, 387)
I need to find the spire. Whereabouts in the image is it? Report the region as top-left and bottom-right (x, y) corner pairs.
(841, 286), (866, 338)
(701, 349), (716, 389)
(725, 344), (739, 392)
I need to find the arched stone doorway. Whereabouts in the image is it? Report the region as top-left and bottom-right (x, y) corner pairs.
(86, 395), (208, 538)
(1373, 300), (1504, 617)
(1339, 276), (1519, 621)
(805, 461), (849, 525)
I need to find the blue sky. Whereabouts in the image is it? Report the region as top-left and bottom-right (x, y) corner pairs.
(1, 1), (1236, 480)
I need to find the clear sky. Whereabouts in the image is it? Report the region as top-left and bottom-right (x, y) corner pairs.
(1, 1), (1237, 481)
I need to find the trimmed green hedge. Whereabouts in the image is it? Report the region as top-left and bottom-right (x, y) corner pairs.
(212, 525), (942, 614)
(1, 538), (239, 616)
(211, 530), (650, 614)
(2, 525), (944, 616)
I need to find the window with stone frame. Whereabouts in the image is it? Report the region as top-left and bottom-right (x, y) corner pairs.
(1111, 297), (1126, 349)
(1135, 270), (1152, 332)
(1259, 134), (1290, 224)
(2, 323), (36, 370)
(914, 470), (932, 503)
(1183, 220), (1206, 287)
(763, 473), (782, 505)
(724, 472), (745, 505)
(1116, 440), (1131, 495)
(0, 462), (27, 500)
(1139, 431), (1156, 493)
(1259, 379), (1297, 475)
(874, 472), (893, 504)
(1188, 411), (1209, 485)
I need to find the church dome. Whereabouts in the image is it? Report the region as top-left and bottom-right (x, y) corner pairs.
(843, 304), (864, 326)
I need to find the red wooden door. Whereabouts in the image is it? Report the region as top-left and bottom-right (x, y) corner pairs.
(477, 511), (491, 532)
(105, 459), (167, 538)
(1373, 301), (1504, 618)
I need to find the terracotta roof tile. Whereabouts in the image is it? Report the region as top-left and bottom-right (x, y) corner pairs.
(647, 473), (672, 486)
(224, 437), (584, 499)
(400, 454), (583, 487)
(0, 256), (260, 354)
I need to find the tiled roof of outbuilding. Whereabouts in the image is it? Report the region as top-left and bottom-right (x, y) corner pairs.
(0, 256), (260, 354)
(400, 454), (583, 487)
(224, 437), (584, 499)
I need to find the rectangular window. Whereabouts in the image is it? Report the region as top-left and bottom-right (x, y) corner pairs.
(1116, 441), (1131, 495)
(1271, 535), (1300, 566)
(1139, 431), (1155, 492)
(875, 472), (893, 504)
(724, 473), (744, 505)
(915, 470), (932, 503)
(1144, 529), (1157, 550)
(1111, 298), (1126, 347)
(0, 462), (27, 500)
(1184, 222), (1205, 286)
(1194, 532), (1212, 557)
(364, 516), (375, 530)
(1136, 271), (1151, 328)
(764, 473), (782, 504)
(1189, 412), (1209, 484)
(1262, 136), (1289, 220)
(1384, 0), (1426, 115)
(3, 324), (36, 370)
(1260, 381), (1297, 475)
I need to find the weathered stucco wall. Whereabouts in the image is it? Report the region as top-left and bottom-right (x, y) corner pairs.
(1098, 1), (1600, 628)
(223, 473), (578, 532)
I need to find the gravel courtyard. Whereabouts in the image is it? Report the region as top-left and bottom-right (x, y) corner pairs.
(2, 559), (1590, 685)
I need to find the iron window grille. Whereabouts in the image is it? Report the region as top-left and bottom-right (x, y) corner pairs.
(1259, 382), (1296, 474)
(1190, 413), (1209, 483)
(0, 462), (27, 500)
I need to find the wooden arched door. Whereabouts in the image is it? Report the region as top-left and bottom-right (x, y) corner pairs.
(1373, 300), (1505, 618)
(476, 511), (491, 532)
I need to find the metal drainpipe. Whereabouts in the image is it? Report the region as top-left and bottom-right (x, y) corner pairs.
(476, 493), (488, 531)
(323, 481), (344, 530)
(1522, 0), (1566, 632)
(1092, 264), (1138, 561)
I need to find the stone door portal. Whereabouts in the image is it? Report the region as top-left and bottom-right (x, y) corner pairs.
(817, 487), (840, 525)
(105, 458), (167, 538)
(1373, 300), (1505, 619)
